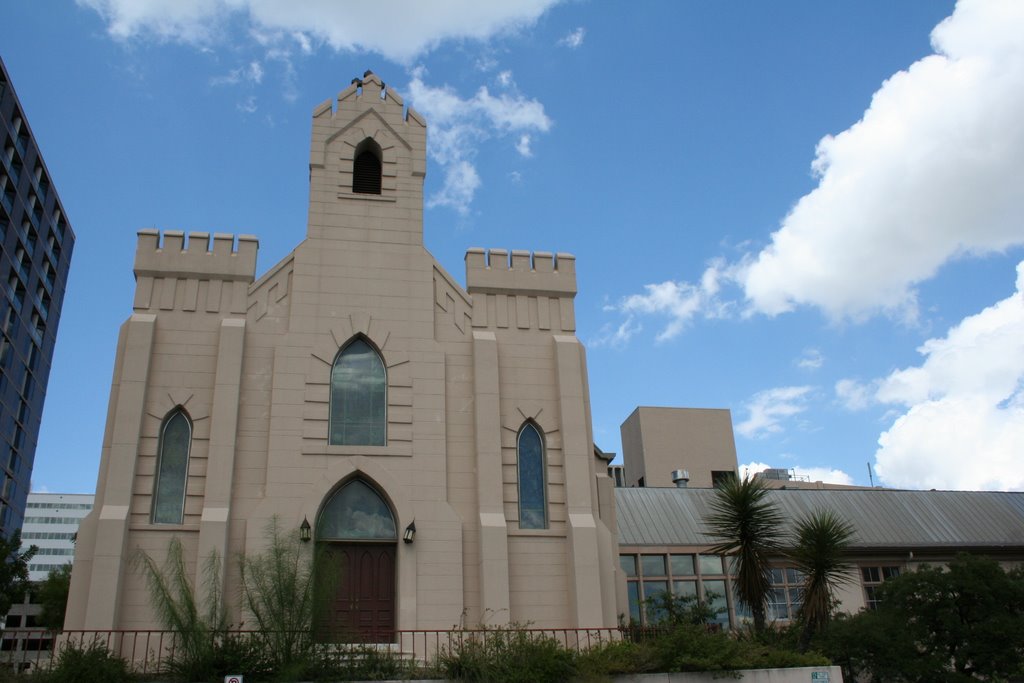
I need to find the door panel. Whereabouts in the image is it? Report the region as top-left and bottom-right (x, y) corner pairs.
(320, 542), (395, 642)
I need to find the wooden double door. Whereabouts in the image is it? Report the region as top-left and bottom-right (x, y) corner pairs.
(319, 542), (396, 642)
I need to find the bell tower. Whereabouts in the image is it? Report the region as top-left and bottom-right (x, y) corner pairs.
(307, 71), (427, 245)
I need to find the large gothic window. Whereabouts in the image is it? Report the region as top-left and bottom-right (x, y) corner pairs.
(330, 338), (386, 445)
(352, 139), (382, 195)
(517, 422), (547, 529)
(152, 409), (191, 524)
(317, 479), (397, 540)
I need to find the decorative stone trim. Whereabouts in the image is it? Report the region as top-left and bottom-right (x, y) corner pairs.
(301, 313), (413, 456)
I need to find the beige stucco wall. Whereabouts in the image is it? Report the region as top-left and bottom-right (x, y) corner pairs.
(66, 74), (619, 635)
(621, 407), (738, 489)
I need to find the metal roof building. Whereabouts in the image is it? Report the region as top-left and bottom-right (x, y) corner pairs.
(614, 487), (1024, 627)
(616, 487), (1024, 551)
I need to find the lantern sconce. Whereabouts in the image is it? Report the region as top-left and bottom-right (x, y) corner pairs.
(403, 520), (416, 544)
(299, 516), (312, 543)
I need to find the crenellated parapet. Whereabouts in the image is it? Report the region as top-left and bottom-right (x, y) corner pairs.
(133, 229), (258, 314)
(465, 248), (576, 297)
(465, 248), (577, 332)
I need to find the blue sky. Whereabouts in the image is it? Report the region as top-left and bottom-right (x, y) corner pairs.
(4, 0), (1023, 493)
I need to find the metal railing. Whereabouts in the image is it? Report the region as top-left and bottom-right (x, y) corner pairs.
(0, 625), (657, 674)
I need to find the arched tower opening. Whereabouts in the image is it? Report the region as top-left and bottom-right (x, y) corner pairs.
(352, 138), (382, 195)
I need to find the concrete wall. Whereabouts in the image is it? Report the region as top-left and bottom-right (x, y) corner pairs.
(621, 407), (738, 489)
(614, 667), (843, 683)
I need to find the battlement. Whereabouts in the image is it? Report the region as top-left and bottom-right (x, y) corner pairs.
(134, 229), (258, 282)
(310, 71), (426, 135)
(465, 248), (576, 297)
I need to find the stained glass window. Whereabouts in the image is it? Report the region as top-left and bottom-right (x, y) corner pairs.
(330, 339), (386, 445)
(152, 409), (191, 524)
(317, 479), (396, 540)
(517, 423), (547, 529)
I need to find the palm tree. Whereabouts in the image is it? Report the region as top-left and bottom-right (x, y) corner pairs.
(789, 509), (855, 651)
(706, 475), (784, 631)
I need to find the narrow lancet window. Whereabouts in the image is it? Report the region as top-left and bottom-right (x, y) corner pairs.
(517, 422), (547, 529)
(152, 409), (191, 524)
(352, 139), (382, 194)
(330, 338), (386, 445)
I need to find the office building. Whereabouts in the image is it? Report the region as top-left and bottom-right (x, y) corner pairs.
(0, 58), (75, 536)
(21, 492), (93, 582)
(2, 493), (92, 660)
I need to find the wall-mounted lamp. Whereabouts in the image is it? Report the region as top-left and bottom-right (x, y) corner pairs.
(403, 520), (416, 544)
(299, 516), (312, 543)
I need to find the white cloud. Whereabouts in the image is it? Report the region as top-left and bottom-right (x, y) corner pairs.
(247, 60), (263, 83)
(211, 60), (263, 86)
(796, 466), (855, 487)
(515, 134), (533, 157)
(795, 348), (824, 370)
(236, 95), (257, 113)
(870, 260), (1024, 491)
(835, 378), (876, 411)
(606, 262), (735, 343)
(407, 68), (551, 213)
(558, 27), (586, 49)
(736, 386), (813, 439)
(427, 160), (481, 216)
(618, 281), (704, 342)
(590, 316), (642, 349)
(737, 0), (1024, 321)
(741, 461), (855, 487)
(78, 0), (563, 63)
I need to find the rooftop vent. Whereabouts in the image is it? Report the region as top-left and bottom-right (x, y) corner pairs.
(671, 469), (690, 488)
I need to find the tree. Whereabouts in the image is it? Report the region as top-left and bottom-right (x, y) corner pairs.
(705, 476), (783, 631)
(37, 563), (73, 630)
(787, 509), (854, 651)
(0, 530), (37, 617)
(238, 517), (320, 674)
(132, 537), (233, 681)
(822, 554), (1024, 682)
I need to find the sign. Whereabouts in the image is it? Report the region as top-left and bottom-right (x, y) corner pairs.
(811, 673), (830, 682)
(225, 677), (243, 683)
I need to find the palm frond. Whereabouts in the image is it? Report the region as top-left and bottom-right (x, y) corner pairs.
(788, 508), (855, 650)
(705, 476), (784, 630)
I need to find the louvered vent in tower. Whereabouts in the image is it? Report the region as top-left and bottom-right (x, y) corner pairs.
(353, 150), (382, 194)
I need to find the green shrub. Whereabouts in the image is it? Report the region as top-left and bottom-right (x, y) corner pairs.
(573, 639), (659, 681)
(645, 622), (828, 676)
(43, 641), (132, 683)
(437, 627), (575, 683)
(319, 644), (420, 681)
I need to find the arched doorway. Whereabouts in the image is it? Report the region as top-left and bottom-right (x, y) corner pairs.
(316, 478), (397, 642)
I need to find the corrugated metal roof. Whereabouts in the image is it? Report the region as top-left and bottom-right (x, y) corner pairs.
(616, 488), (1024, 549)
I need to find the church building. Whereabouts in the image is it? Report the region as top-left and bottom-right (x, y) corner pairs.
(64, 73), (621, 638)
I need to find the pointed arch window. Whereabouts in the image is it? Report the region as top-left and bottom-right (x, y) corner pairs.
(352, 138), (382, 195)
(517, 422), (548, 529)
(152, 409), (191, 524)
(330, 338), (386, 445)
(317, 479), (397, 541)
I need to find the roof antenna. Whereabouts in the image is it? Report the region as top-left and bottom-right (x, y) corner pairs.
(867, 462), (875, 487)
